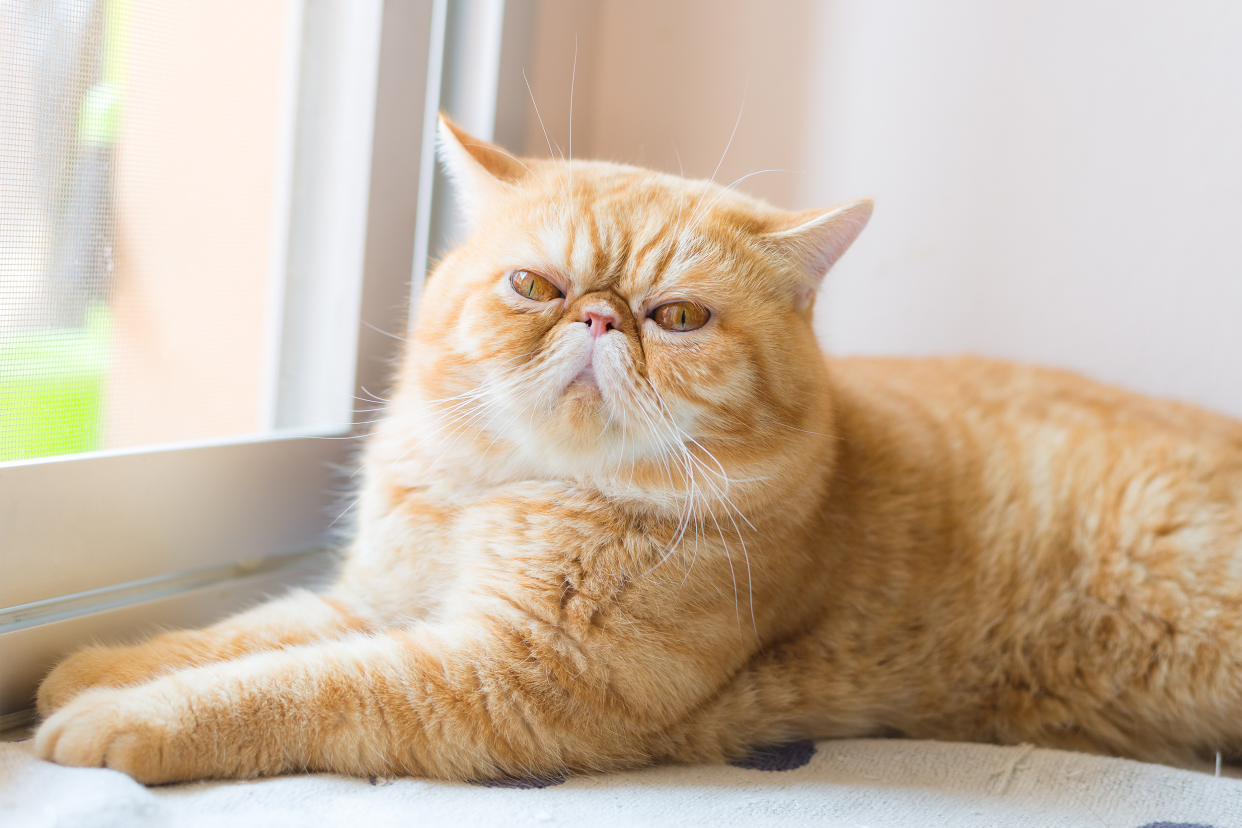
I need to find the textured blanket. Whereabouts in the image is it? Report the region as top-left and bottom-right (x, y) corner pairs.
(2, 737), (1239, 827)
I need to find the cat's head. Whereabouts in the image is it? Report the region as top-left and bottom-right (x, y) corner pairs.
(397, 116), (869, 500)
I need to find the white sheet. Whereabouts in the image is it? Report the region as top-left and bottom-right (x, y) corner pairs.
(2, 737), (1239, 828)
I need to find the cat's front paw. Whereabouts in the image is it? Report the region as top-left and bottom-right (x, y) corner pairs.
(37, 644), (168, 716)
(38, 646), (115, 715)
(34, 684), (205, 784)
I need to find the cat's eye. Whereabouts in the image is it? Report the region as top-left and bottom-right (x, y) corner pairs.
(651, 301), (710, 332)
(510, 270), (562, 302)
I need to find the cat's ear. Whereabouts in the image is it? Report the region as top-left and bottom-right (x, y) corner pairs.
(760, 199), (873, 310)
(437, 114), (527, 218)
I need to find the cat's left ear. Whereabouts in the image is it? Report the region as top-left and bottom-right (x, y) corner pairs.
(437, 114), (527, 219)
(759, 199), (873, 311)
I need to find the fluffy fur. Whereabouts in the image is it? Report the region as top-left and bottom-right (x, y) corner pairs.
(34, 118), (1242, 783)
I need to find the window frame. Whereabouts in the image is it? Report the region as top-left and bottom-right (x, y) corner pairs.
(0, 0), (448, 724)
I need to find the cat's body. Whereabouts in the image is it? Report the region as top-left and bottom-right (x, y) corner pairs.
(34, 120), (1242, 783)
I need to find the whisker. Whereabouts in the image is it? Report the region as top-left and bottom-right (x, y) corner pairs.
(361, 320), (408, 342)
(685, 169), (790, 235)
(685, 89), (746, 231)
(568, 35), (577, 230)
(522, 68), (570, 221)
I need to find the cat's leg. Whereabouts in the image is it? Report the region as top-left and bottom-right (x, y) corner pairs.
(33, 614), (883, 784)
(34, 617), (658, 783)
(36, 590), (372, 716)
(34, 483), (763, 783)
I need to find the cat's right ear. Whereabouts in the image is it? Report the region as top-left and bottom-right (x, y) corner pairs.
(437, 114), (527, 220)
(759, 199), (873, 311)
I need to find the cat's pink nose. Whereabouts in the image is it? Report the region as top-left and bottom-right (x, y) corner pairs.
(581, 306), (620, 337)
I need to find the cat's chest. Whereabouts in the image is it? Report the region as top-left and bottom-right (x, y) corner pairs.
(349, 477), (641, 621)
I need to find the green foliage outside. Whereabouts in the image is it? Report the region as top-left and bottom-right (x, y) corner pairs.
(0, 307), (110, 462)
(1, 1), (127, 462)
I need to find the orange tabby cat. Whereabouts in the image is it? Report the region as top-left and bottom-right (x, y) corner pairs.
(34, 117), (1242, 783)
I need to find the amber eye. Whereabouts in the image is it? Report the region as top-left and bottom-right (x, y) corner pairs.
(652, 301), (710, 332)
(510, 270), (562, 302)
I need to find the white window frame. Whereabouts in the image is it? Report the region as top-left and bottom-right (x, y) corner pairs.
(0, 0), (457, 727)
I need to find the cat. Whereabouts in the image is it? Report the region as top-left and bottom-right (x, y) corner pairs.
(33, 116), (1242, 784)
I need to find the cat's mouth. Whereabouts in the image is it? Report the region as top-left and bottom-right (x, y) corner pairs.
(556, 328), (621, 412)
(563, 334), (606, 398)
(571, 363), (597, 387)
(565, 364), (604, 405)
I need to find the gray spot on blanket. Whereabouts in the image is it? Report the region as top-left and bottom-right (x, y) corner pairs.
(729, 740), (817, 771)
(469, 774), (567, 789)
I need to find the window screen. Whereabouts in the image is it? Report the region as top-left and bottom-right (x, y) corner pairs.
(1, 0), (290, 461)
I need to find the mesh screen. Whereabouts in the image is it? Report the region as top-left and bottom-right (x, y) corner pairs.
(0, 0), (287, 462)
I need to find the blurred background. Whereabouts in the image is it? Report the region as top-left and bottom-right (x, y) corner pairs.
(511, 0), (1242, 420)
(3, 0), (1240, 465)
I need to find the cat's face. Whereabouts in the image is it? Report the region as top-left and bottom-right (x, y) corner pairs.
(401, 118), (870, 493)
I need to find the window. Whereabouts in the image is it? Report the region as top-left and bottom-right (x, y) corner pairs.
(0, 0), (458, 728)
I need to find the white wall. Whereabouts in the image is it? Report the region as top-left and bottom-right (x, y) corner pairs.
(520, 0), (1242, 418)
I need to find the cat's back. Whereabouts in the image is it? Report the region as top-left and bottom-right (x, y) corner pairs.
(804, 356), (1242, 758)
(828, 353), (1242, 463)
(822, 353), (1242, 573)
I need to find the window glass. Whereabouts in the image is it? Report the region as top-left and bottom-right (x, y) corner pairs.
(1, 0), (289, 461)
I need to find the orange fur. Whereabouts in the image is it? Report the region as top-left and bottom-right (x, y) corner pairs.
(34, 117), (1242, 783)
